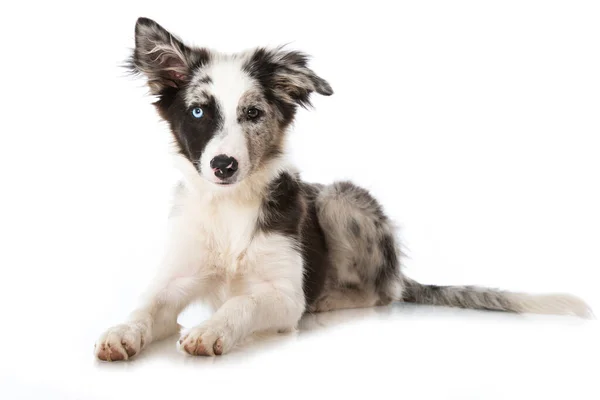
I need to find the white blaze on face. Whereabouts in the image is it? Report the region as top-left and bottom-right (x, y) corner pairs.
(198, 57), (255, 183)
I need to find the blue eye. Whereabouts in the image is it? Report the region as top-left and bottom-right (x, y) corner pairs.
(191, 107), (204, 118)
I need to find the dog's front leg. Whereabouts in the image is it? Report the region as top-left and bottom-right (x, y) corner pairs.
(94, 217), (208, 361)
(177, 288), (304, 356)
(178, 233), (306, 356)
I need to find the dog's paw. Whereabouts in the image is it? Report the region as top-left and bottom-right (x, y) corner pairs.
(177, 321), (236, 356)
(94, 322), (147, 362)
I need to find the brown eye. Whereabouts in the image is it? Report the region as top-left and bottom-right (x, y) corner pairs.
(247, 107), (260, 120)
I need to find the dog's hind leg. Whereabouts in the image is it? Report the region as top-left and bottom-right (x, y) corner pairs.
(309, 285), (380, 312)
(312, 181), (404, 313)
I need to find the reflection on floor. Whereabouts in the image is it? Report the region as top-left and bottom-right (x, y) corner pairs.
(106, 301), (578, 367)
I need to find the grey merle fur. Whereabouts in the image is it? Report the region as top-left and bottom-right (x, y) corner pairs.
(128, 17), (592, 318)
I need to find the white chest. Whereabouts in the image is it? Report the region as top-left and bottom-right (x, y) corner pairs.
(175, 191), (261, 273)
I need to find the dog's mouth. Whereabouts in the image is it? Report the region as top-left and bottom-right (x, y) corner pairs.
(212, 177), (241, 186)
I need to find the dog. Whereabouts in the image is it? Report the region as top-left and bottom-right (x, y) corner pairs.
(94, 17), (592, 361)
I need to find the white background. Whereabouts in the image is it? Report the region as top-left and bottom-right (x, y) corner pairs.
(0, 1), (599, 399)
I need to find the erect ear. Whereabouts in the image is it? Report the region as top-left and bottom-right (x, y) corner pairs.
(128, 17), (208, 94)
(245, 48), (333, 108)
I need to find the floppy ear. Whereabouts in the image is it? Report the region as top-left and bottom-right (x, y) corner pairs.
(245, 48), (333, 108)
(128, 17), (207, 94)
(271, 50), (334, 107)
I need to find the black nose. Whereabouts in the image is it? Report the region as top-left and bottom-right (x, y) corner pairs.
(210, 154), (238, 179)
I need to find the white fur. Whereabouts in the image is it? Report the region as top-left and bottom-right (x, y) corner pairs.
(95, 156), (304, 359)
(511, 293), (593, 318)
(186, 56), (257, 184)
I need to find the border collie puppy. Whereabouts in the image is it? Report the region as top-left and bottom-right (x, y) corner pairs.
(95, 17), (591, 361)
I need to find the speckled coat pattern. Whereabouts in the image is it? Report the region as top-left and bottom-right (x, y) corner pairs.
(94, 17), (592, 362)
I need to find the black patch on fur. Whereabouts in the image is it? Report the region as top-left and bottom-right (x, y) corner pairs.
(299, 183), (330, 307)
(375, 233), (400, 292)
(157, 91), (223, 163)
(126, 18), (220, 161)
(259, 172), (303, 237)
(258, 174), (330, 307)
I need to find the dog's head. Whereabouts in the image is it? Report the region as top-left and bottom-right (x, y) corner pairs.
(128, 17), (332, 186)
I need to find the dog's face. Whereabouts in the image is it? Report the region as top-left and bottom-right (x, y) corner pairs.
(129, 18), (332, 186)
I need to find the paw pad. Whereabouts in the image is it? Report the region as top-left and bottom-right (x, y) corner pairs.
(213, 338), (223, 355)
(96, 343), (126, 361)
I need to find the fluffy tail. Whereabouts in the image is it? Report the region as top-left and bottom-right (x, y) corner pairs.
(402, 277), (593, 318)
